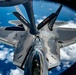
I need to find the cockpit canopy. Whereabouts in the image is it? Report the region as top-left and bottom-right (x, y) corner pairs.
(31, 52), (41, 75)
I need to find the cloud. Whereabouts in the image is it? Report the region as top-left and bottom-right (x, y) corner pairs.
(0, 47), (9, 60)
(60, 43), (76, 71)
(56, 66), (61, 71)
(62, 61), (71, 69)
(68, 20), (75, 23)
(5, 52), (14, 63)
(0, 73), (2, 75)
(49, 71), (52, 75)
(9, 68), (24, 75)
(0, 45), (4, 49)
(7, 13), (11, 16)
(37, 19), (43, 24)
(61, 43), (76, 63)
(36, 16), (47, 24)
(58, 20), (76, 28)
(42, 16), (47, 19)
(0, 44), (13, 63)
(34, 15), (38, 18)
(60, 48), (70, 61)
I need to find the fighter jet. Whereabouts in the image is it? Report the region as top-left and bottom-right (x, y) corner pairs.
(0, 1), (76, 75)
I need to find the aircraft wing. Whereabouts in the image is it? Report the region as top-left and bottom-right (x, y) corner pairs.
(0, 26), (34, 70)
(40, 22), (76, 70)
(54, 22), (76, 47)
(13, 32), (33, 70)
(40, 25), (60, 70)
(0, 27), (25, 47)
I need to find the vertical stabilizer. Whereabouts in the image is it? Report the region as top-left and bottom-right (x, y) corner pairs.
(15, 6), (25, 18)
(48, 5), (62, 30)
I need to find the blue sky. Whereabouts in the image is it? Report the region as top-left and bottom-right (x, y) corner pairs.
(0, 1), (76, 75)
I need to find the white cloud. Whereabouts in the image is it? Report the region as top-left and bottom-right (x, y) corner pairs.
(61, 43), (76, 63)
(68, 20), (75, 23)
(0, 45), (4, 49)
(0, 73), (2, 75)
(58, 20), (76, 28)
(7, 13), (11, 15)
(37, 19), (43, 24)
(60, 48), (70, 61)
(42, 16), (47, 19)
(49, 71), (52, 75)
(0, 44), (13, 63)
(62, 62), (71, 68)
(60, 43), (76, 70)
(37, 16), (47, 24)
(56, 66), (61, 71)
(9, 68), (24, 75)
(34, 15), (38, 17)
(0, 50), (8, 60)
(5, 52), (14, 63)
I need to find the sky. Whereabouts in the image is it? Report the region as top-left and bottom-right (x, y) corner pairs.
(0, 1), (76, 75)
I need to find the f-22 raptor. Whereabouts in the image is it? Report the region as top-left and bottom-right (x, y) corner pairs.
(0, 0), (76, 75)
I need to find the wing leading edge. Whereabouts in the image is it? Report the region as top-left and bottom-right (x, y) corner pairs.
(54, 22), (76, 47)
(0, 27), (25, 47)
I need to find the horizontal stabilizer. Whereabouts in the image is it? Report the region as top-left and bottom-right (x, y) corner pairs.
(0, 37), (15, 47)
(5, 26), (25, 31)
(37, 13), (57, 30)
(13, 12), (30, 29)
(8, 20), (22, 26)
